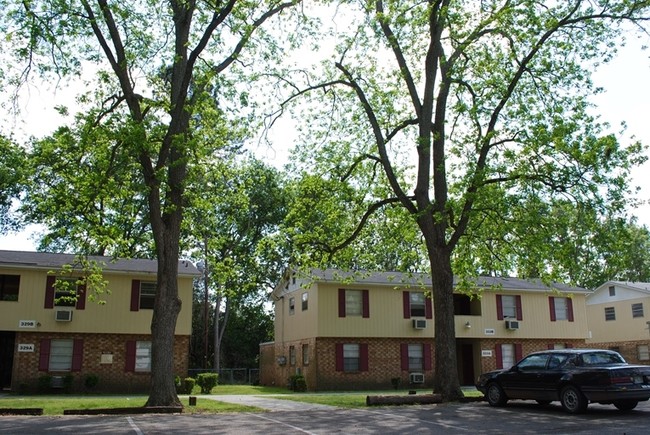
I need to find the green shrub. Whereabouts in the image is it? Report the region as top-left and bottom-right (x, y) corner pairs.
(63, 374), (74, 393)
(37, 375), (52, 393)
(183, 377), (196, 394)
(288, 375), (307, 392)
(196, 373), (218, 394)
(391, 377), (401, 390)
(85, 374), (99, 390)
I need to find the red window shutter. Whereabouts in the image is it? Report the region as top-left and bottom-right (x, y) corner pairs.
(72, 339), (84, 371)
(130, 280), (141, 312)
(338, 289), (346, 318)
(125, 340), (136, 372)
(76, 284), (86, 310)
(403, 291), (410, 319)
(496, 295), (503, 320)
(549, 297), (557, 321)
(423, 343), (432, 370)
(335, 343), (344, 371)
(515, 344), (523, 362)
(567, 298), (574, 322)
(515, 295), (522, 320)
(495, 344), (503, 369)
(360, 343), (369, 371)
(39, 339), (51, 371)
(425, 296), (432, 319)
(44, 276), (56, 309)
(400, 343), (409, 370)
(362, 290), (369, 318)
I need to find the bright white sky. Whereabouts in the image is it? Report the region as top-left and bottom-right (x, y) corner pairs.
(2, 38), (650, 252)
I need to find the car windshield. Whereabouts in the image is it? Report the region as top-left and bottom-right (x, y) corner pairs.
(579, 352), (626, 366)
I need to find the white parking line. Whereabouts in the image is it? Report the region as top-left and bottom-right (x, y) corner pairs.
(127, 416), (144, 435)
(248, 413), (318, 434)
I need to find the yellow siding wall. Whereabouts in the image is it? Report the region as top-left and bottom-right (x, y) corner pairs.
(586, 296), (650, 343)
(274, 281), (589, 341)
(0, 267), (193, 335)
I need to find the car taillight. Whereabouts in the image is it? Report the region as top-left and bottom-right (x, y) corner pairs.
(609, 376), (633, 385)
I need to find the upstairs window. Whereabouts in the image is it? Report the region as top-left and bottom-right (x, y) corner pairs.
(608, 286), (616, 296)
(497, 295), (522, 320)
(403, 291), (432, 319)
(302, 292), (308, 311)
(409, 292), (426, 317)
(605, 306), (616, 321)
(338, 289), (369, 318)
(0, 274), (20, 301)
(549, 297), (574, 322)
(289, 297), (295, 315)
(632, 303), (644, 318)
(139, 282), (156, 309)
(54, 278), (78, 307)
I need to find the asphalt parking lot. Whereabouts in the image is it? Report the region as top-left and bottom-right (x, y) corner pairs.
(1, 399), (649, 434)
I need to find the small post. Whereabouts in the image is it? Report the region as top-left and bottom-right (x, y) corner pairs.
(189, 396), (197, 406)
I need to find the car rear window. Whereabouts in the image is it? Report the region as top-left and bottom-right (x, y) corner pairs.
(580, 352), (625, 366)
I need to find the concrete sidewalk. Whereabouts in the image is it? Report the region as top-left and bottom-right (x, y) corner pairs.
(206, 395), (339, 412)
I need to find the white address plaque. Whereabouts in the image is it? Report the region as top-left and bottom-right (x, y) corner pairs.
(18, 344), (35, 352)
(19, 320), (37, 328)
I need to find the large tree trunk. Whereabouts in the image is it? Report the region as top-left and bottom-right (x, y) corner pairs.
(418, 213), (464, 401)
(146, 228), (183, 407)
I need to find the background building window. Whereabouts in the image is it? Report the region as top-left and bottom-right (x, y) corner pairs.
(609, 286), (616, 296)
(0, 274), (20, 301)
(638, 345), (650, 361)
(343, 344), (360, 372)
(409, 292), (426, 317)
(302, 344), (309, 365)
(549, 296), (573, 321)
(139, 282), (156, 309)
(55, 278), (78, 307)
(501, 295), (516, 318)
(135, 341), (152, 372)
(345, 290), (362, 316)
(289, 346), (296, 365)
(408, 344), (423, 371)
(49, 339), (74, 372)
(289, 297), (295, 315)
(604, 306), (616, 321)
(302, 292), (308, 311)
(632, 303), (644, 318)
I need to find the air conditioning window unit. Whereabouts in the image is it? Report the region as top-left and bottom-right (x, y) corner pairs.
(410, 373), (425, 384)
(505, 320), (520, 330)
(55, 309), (73, 322)
(412, 319), (427, 329)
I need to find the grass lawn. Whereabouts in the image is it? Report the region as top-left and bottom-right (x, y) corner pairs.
(0, 385), (483, 414)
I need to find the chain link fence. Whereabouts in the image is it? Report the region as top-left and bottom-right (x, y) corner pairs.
(188, 368), (259, 385)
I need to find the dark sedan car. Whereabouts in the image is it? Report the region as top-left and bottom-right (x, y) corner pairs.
(476, 349), (650, 413)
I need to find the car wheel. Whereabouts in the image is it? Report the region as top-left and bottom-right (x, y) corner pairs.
(486, 382), (508, 407)
(560, 385), (588, 414)
(613, 400), (638, 411)
(535, 400), (551, 406)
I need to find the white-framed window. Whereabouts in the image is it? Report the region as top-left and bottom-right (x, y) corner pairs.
(552, 343), (566, 349)
(289, 345), (296, 366)
(410, 292), (426, 317)
(289, 297), (295, 315)
(345, 290), (362, 316)
(554, 297), (569, 321)
(638, 345), (650, 361)
(343, 343), (360, 372)
(608, 286), (616, 296)
(139, 282), (156, 309)
(605, 306), (616, 321)
(302, 292), (308, 311)
(500, 344), (515, 370)
(632, 303), (644, 318)
(49, 339), (73, 372)
(501, 295), (517, 319)
(135, 341), (152, 372)
(408, 344), (424, 371)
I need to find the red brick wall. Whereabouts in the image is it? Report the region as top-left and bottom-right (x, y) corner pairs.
(586, 340), (650, 365)
(476, 338), (586, 373)
(12, 332), (189, 393)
